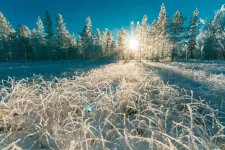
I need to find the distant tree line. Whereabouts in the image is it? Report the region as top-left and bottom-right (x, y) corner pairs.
(0, 4), (225, 61)
(0, 10), (117, 61)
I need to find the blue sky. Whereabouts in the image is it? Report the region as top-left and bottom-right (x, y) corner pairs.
(1, 0), (224, 38)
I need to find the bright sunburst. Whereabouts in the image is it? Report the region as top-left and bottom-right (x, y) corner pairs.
(129, 39), (139, 51)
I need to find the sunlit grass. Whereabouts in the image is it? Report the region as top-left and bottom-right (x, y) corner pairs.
(0, 61), (224, 149)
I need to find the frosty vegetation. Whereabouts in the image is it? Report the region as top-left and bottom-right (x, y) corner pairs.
(0, 4), (225, 61)
(0, 61), (224, 150)
(0, 2), (225, 150)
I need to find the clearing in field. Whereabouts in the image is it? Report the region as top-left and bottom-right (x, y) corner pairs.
(0, 61), (225, 150)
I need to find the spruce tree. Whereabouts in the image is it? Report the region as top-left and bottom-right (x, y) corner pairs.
(211, 5), (225, 59)
(69, 33), (77, 47)
(203, 34), (219, 60)
(36, 16), (47, 59)
(77, 34), (84, 59)
(101, 28), (108, 57)
(149, 20), (159, 61)
(68, 33), (77, 59)
(30, 29), (38, 59)
(44, 9), (55, 59)
(118, 28), (127, 59)
(202, 22), (220, 60)
(158, 3), (168, 36)
(95, 28), (102, 59)
(106, 31), (113, 55)
(79, 17), (94, 59)
(199, 5), (225, 60)
(157, 3), (168, 60)
(15, 25), (32, 60)
(168, 10), (187, 61)
(136, 15), (149, 61)
(0, 12), (14, 60)
(56, 14), (70, 59)
(188, 8), (200, 59)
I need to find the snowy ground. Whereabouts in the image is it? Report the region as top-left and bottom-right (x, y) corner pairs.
(145, 62), (225, 117)
(0, 60), (224, 150)
(0, 60), (113, 81)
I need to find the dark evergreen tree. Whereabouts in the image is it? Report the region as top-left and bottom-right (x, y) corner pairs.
(15, 25), (32, 60)
(79, 17), (94, 59)
(77, 34), (84, 59)
(30, 29), (38, 59)
(187, 8), (200, 59)
(203, 22), (219, 59)
(68, 33), (77, 59)
(36, 16), (47, 59)
(95, 28), (102, 59)
(168, 11), (187, 61)
(56, 14), (70, 59)
(0, 12), (14, 60)
(44, 9), (55, 59)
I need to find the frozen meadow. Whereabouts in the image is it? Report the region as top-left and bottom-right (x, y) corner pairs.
(0, 60), (225, 150)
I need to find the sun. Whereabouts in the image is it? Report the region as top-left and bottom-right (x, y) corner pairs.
(129, 39), (139, 51)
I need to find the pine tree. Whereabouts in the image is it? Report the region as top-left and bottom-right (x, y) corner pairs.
(197, 19), (208, 59)
(56, 14), (70, 59)
(136, 15), (149, 61)
(111, 39), (117, 55)
(203, 36), (218, 60)
(199, 5), (225, 60)
(157, 3), (168, 60)
(158, 3), (168, 36)
(15, 25), (32, 60)
(95, 28), (102, 59)
(187, 8), (200, 59)
(79, 17), (94, 59)
(30, 29), (38, 59)
(202, 22), (219, 59)
(0, 12), (14, 60)
(69, 33), (77, 47)
(106, 31), (113, 55)
(168, 10), (187, 61)
(68, 33), (77, 59)
(211, 5), (225, 59)
(36, 16), (47, 59)
(101, 28), (108, 57)
(44, 9), (55, 59)
(149, 20), (159, 61)
(118, 28), (127, 59)
(77, 34), (84, 59)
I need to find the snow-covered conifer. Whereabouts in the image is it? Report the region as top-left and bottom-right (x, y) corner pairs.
(168, 10), (187, 61)
(187, 8), (200, 59)
(15, 25), (32, 60)
(56, 14), (70, 59)
(44, 9), (55, 59)
(118, 28), (127, 59)
(0, 12), (14, 60)
(36, 16), (47, 59)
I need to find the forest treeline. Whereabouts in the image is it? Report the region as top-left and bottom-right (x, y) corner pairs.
(0, 4), (225, 61)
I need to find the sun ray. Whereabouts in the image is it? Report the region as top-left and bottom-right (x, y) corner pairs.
(129, 39), (139, 51)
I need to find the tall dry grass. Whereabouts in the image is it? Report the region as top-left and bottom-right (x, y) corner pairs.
(0, 61), (224, 150)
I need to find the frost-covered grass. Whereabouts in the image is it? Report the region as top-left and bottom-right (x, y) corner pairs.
(147, 62), (225, 111)
(0, 61), (225, 150)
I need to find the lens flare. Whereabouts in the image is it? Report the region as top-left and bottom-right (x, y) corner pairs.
(86, 105), (93, 113)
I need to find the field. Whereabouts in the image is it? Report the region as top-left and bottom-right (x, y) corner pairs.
(0, 60), (225, 150)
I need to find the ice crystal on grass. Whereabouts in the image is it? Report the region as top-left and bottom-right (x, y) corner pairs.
(0, 61), (224, 150)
